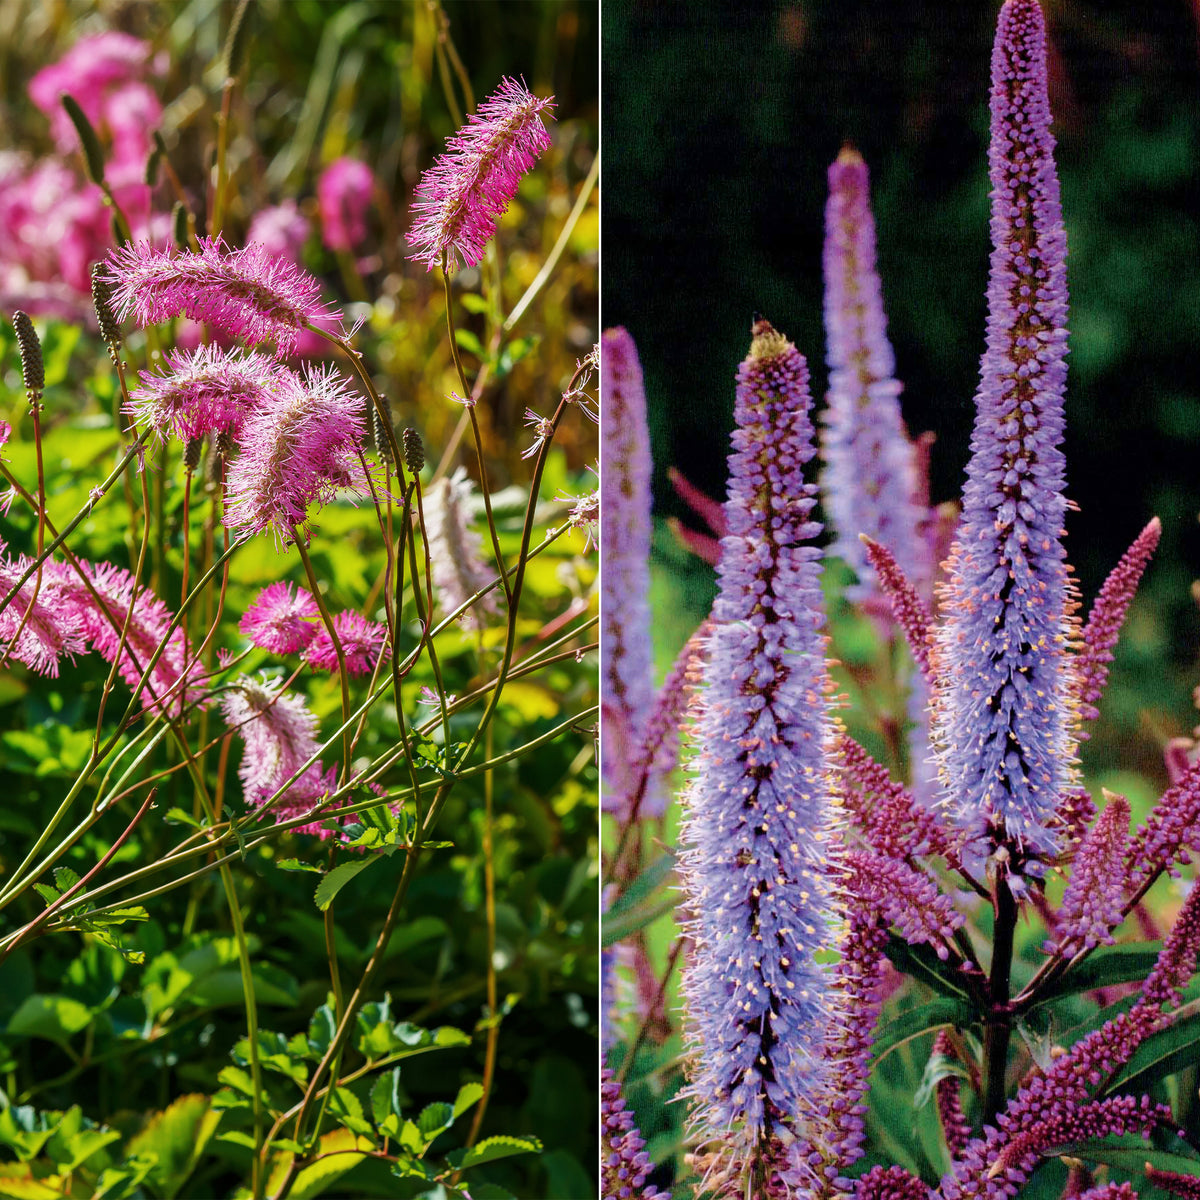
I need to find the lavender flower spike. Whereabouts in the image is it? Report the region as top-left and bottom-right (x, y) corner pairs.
(821, 147), (925, 599)
(678, 319), (840, 1179)
(600, 328), (656, 817)
(932, 0), (1076, 874)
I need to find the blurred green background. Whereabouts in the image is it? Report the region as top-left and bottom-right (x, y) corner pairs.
(603, 0), (1200, 781)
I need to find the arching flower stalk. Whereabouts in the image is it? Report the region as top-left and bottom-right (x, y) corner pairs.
(931, 0), (1077, 876)
(677, 319), (841, 1189)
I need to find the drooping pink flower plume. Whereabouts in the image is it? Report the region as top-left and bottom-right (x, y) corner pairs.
(224, 363), (367, 545)
(317, 158), (374, 253)
(0, 555), (88, 676)
(1075, 517), (1160, 732)
(103, 237), (340, 356)
(855, 1166), (930, 1200)
(1145, 1167), (1200, 1200)
(843, 850), (964, 959)
(304, 610), (388, 677)
(127, 345), (285, 443)
(409, 76), (554, 271)
(239, 581), (319, 655)
(839, 734), (956, 864)
(932, 1032), (972, 1162)
(939, 880), (1200, 1199)
(220, 674), (339, 836)
(1125, 757), (1200, 898)
(860, 534), (934, 681)
(54, 560), (197, 714)
(796, 912), (890, 1183)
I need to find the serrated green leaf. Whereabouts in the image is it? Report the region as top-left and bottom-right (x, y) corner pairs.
(52, 867), (81, 892)
(32, 884), (59, 906)
(416, 1100), (454, 1142)
(125, 1094), (220, 1200)
(453, 1082), (484, 1120)
(370, 1066), (402, 1129)
(275, 858), (322, 873)
(314, 855), (383, 911)
(445, 1133), (543, 1170)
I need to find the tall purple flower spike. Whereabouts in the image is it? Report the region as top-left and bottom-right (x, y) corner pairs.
(601, 328), (658, 817)
(678, 319), (839, 1180)
(932, 0), (1076, 874)
(821, 147), (926, 600)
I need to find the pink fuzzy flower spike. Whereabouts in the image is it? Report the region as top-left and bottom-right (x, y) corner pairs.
(240, 581), (319, 655)
(103, 237), (340, 356)
(409, 77), (554, 272)
(127, 345), (284, 443)
(305, 610), (388, 677)
(224, 363), (367, 546)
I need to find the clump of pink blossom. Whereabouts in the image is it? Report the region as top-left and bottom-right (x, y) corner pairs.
(317, 158), (374, 253)
(239, 582), (320, 655)
(103, 237), (341, 357)
(127, 345), (286, 443)
(223, 362), (367, 545)
(248, 201), (311, 264)
(409, 76), (554, 271)
(304, 609), (388, 676)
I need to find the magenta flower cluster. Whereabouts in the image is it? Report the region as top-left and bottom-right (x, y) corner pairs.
(409, 77), (554, 271)
(2, 33), (167, 323)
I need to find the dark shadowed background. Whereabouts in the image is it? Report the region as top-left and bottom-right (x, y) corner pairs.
(603, 0), (1200, 705)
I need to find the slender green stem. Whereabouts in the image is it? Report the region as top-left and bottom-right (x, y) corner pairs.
(294, 535), (353, 778)
(503, 151), (598, 334)
(440, 250), (511, 604)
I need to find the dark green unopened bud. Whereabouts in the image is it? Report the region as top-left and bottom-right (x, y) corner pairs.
(224, 0), (253, 78)
(402, 427), (425, 474)
(171, 201), (190, 248)
(61, 93), (106, 184)
(145, 144), (162, 186)
(91, 264), (122, 351)
(371, 394), (395, 461)
(110, 212), (128, 249)
(11, 311), (44, 395)
(184, 437), (204, 471)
